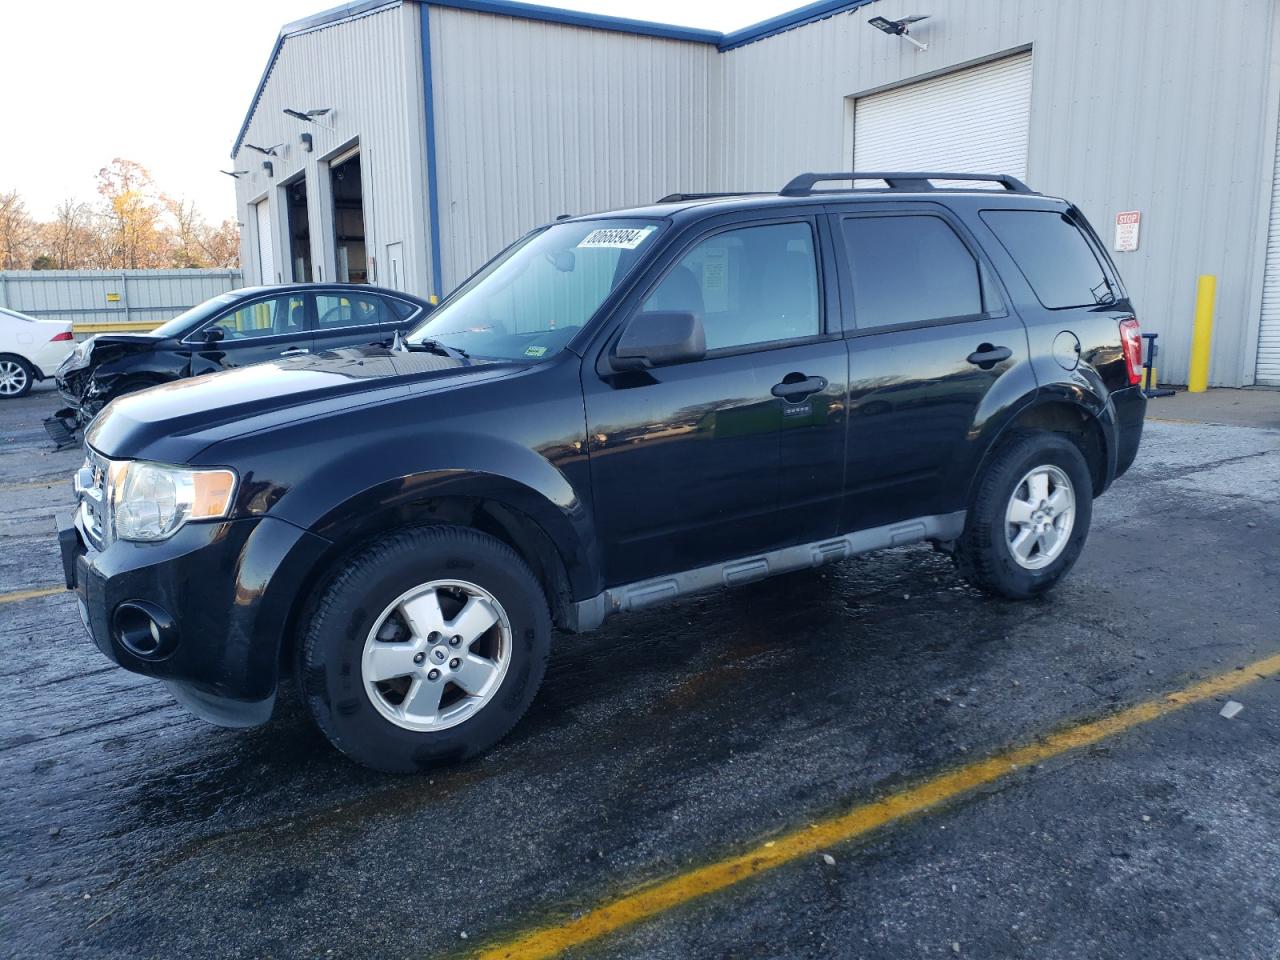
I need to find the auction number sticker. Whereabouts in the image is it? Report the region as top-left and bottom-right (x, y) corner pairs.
(577, 226), (656, 250)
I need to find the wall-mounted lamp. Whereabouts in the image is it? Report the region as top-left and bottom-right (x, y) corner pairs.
(262, 161), (274, 178)
(300, 132), (313, 153)
(868, 14), (930, 51)
(284, 107), (332, 123)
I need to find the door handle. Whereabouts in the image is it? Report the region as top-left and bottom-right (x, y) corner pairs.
(771, 374), (828, 402)
(279, 347), (310, 356)
(966, 344), (1012, 368)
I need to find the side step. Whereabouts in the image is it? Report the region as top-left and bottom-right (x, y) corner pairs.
(570, 511), (966, 632)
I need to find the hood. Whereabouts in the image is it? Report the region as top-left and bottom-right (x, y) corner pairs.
(58, 332), (162, 376)
(86, 345), (509, 462)
(90, 332), (164, 348)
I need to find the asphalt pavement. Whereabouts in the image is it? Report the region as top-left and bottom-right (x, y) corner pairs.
(1, 382), (1278, 960)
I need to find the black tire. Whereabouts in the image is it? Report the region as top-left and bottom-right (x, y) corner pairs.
(0, 355), (35, 399)
(954, 432), (1093, 600)
(300, 525), (551, 773)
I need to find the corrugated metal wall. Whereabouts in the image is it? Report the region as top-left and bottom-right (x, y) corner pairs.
(233, 3), (433, 296)
(0, 270), (243, 331)
(426, 5), (718, 290)
(716, 0), (1280, 387)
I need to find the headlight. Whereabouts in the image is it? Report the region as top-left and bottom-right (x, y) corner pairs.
(58, 337), (93, 374)
(110, 461), (237, 542)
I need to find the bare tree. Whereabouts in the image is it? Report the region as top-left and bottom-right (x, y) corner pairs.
(41, 198), (99, 269)
(197, 219), (241, 268)
(5, 159), (241, 272)
(0, 189), (38, 270)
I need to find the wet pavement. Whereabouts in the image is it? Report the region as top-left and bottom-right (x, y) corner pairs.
(1, 383), (1278, 960)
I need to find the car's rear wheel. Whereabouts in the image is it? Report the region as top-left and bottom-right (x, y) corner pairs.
(0, 356), (34, 398)
(299, 525), (551, 773)
(954, 432), (1093, 599)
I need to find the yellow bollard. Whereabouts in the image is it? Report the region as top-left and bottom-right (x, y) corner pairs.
(1187, 275), (1216, 392)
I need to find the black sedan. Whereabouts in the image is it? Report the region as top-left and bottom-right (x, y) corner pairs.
(48, 284), (432, 438)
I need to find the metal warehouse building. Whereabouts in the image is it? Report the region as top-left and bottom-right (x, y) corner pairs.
(232, 0), (1280, 387)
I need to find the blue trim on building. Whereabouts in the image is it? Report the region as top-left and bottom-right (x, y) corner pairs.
(419, 3), (445, 297)
(719, 0), (877, 50)
(234, 0), (880, 157)
(231, 0), (399, 158)
(426, 0), (720, 44)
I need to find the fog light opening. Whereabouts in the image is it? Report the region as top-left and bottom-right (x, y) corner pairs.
(113, 601), (179, 660)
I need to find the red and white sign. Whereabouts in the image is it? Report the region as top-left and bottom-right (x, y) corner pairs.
(1114, 210), (1141, 253)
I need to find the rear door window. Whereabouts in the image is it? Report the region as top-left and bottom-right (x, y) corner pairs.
(840, 215), (985, 330)
(315, 293), (390, 329)
(981, 210), (1113, 308)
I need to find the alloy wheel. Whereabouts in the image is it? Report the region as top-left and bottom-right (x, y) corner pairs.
(361, 579), (512, 732)
(1005, 464), (1075, 570)
(0, 360), (29, 396)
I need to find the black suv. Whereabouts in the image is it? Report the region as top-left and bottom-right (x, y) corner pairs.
(58, 173), (1147, 772)
(49, 283), (431, 434)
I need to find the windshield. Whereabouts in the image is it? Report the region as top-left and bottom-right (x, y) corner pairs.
(150, 292), (240, 338)
(407, 219), (663, 361)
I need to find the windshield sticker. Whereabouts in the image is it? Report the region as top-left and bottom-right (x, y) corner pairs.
(524, 344), (548, 358)
(576, 226), (655, 250)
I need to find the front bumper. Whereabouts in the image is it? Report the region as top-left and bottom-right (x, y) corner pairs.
(58, 510), (330, 721)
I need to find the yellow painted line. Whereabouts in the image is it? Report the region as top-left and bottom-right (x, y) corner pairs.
(472, 652), (1280, 960)
(73, 321), (156, 333)
(0, 585), (65, 605)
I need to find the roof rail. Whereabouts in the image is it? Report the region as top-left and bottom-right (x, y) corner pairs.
(779, 172), (1035, 196)
(656, 191), (767, 203)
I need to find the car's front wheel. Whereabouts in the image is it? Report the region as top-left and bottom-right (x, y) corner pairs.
(300, 525), (551, 773)
(954, 432), (1093, 599)
(0, 356), (35, 398)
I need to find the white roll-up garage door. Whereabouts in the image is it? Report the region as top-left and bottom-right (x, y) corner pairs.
(854, 52), (1033, 181)
(1257, 117), (1280, 384)
(255, 199), (274, 285)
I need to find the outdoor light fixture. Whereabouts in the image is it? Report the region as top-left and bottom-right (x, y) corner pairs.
(300, 132), (313, 152)
(283, 107), (332, 122)
(262, 161), (274, 178)
(868, 14), (930, 51)
(244, 142), (282, 157)
(219, 169), (249, 179)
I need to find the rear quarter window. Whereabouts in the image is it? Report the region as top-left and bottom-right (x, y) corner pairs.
(981, 209), (1112, 309)
(841, 214), (986, 329)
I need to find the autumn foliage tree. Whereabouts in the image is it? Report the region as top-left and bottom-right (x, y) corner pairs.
(0, 158), (240, 271)
(96, 159), (168, 269)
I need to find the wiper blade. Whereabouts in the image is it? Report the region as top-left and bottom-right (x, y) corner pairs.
(403, 338), (470, 360)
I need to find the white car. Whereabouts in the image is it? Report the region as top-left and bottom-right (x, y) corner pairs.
(0, 307), (75, 398)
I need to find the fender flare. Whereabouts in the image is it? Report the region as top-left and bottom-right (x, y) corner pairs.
(267, 430), (598, 600)
(964, 385), (1116, 507)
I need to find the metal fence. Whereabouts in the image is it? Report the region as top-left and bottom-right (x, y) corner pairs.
(0, 269), (245, 334)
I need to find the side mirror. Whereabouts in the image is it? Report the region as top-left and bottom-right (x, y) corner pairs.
(202, 325), (226, 343)
(613, 311), (705, 370)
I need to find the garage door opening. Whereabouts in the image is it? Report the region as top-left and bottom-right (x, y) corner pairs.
(852, 52), (1033, 183)
(331, 150), (367, 283)
(286, 177), (313, 282)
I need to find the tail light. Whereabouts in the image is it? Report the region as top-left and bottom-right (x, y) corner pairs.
(1119, 318), (1143, 386)
(50, 331), (74, 342)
